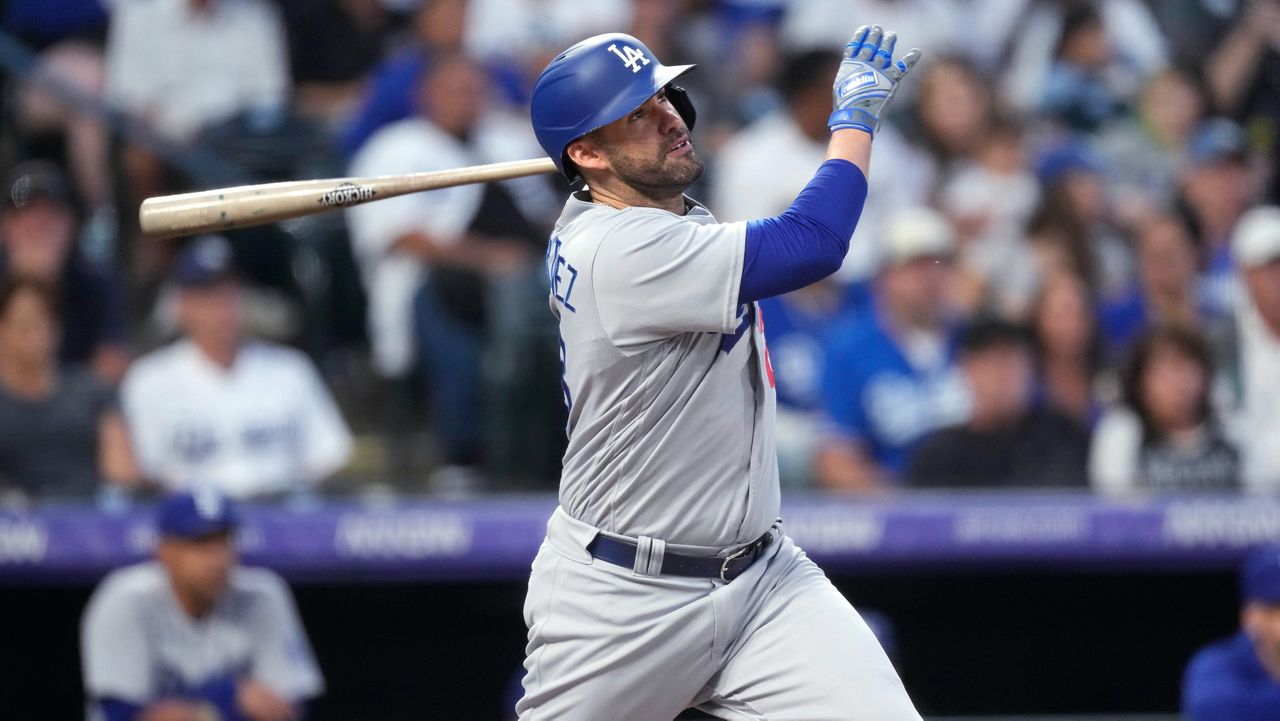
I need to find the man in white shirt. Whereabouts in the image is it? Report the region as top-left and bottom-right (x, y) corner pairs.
(104, 0), (288, 143)
(121, 236), (353, 498)
(104, 0), (290, 204)
(346, 53), (551, 485)
(1232, 206), (1280, 492)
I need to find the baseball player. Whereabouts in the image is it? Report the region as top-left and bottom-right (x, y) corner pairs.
(81, 490), (323, 721)
(520, 26), (922, 720)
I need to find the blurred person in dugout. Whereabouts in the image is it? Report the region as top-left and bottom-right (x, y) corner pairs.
(0, 161), (129, 382)
(120, 236), (353, 500)
(1089, 325), (1240, 495)
(82, 489), (323, 721)
(1183, 545), (1280, 720)
(346, 52), (553, 491)
(815, 207), (969, 493)
(1227, 206), (1280, 492)
(905, 317), (1089, 489)
(0, 277), (137, 504)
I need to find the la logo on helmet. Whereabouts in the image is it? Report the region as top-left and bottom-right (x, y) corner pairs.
(607, 43), (650, 73)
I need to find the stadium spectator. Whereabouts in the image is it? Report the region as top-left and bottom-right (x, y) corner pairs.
(461, 0), (632, 71)
(909, 55), (994, 189)
(1037, 3), (1129, 132)
(0, 160), (129, 381)
(816, 207), (969, 492)
(1099, 212), (1226, 358)
(81, 490), (324, 721)
(999, 0), (1167, 120)
(1029, 140), (1133, 303)
(940, 116), (1042, 318)
(758, 279), (862, 486)
(1095, 68), (1205, 227)
(712, 50), (844, 224)
(1229, 206), (1280, 493)
(1180, 117), (1261, 318)
(1183, 544), (1280, 720)
(4, 0), (107, 47)
(12, 39), (115, 231)
(0, 277), (136, 502)
(121, 236), (353, 499)
(277, 0), (394, 127)
(346, 53), (550, 490)
(337, 0), (467, 157)
(1030, 270), (1106, 428)
(778, 0), (960, 59)
(906, 318), (1089, 489)
(1090, 325), (1239, 495)
(1202, 0), (1280, 204)
(711, 48), (932, 284)
(104, 0), (291, 202)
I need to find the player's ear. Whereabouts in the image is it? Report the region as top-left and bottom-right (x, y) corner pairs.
(566, 136), (609, 173)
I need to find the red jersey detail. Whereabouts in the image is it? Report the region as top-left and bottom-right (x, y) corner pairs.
(758, 304), (776, 388)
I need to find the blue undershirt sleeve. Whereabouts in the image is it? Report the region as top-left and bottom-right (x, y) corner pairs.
(739, 159), (869, 304)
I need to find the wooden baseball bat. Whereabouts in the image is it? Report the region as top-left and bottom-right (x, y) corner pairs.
(138, 157), (559, 238)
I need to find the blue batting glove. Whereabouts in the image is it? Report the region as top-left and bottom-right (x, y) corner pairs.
(828, 25), (922, 135)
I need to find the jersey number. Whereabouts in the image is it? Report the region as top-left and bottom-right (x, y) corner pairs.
(608, 44), (650, 73)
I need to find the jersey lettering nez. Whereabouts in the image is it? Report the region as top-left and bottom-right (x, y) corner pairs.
(547, 236), (579, 313)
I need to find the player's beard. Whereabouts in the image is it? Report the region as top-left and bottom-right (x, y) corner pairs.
(606, 139), (705, 203)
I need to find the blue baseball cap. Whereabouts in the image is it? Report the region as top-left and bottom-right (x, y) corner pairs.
(157, 489), (240, 540)
(1241, 545), (1280, 604)
(171, 235), (238, 288)
(1035, 140), (1103, 186)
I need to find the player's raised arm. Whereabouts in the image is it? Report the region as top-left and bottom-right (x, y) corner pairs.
(737, 25), (920, 304)
(826, 25), (922, 174)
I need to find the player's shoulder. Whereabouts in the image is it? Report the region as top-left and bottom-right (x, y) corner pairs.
(228, 565), (296, 610)
(1186, 632), (1254, 677)
(240, 340), (312, 369)
(122, 341), (190, 390)
(90, 561), (169, 607)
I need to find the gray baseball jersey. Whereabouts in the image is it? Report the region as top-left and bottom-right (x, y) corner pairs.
(81, 561), (323, 713)
(546, 190), (779, 548)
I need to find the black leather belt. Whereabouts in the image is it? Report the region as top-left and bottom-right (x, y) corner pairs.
(587, 530), (774, 582)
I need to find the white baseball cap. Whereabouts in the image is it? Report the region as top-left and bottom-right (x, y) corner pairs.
(1233, 205), (1280, 267)
(879, 206), (955, 269)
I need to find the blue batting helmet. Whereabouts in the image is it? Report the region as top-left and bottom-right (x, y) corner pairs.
(530, 33), (696, 180)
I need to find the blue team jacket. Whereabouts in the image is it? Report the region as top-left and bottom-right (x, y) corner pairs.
(1183, 631), (1280, 721)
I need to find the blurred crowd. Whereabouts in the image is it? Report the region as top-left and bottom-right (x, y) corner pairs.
(1, 0), (1279, 504)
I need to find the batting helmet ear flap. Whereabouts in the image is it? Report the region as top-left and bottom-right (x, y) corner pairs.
(666, 84), (696, 132)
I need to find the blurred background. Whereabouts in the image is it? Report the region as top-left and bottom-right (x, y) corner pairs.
(2, 0), (1280, 718)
